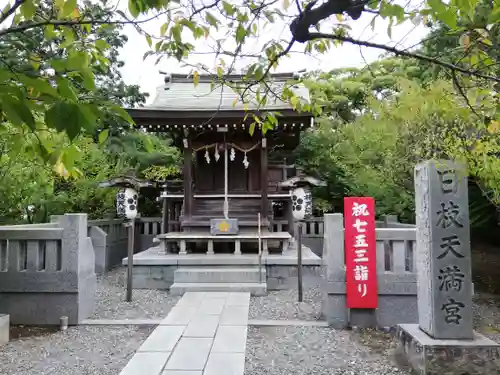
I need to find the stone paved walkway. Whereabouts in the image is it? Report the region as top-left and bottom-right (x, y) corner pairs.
(119, 291), (250, 375)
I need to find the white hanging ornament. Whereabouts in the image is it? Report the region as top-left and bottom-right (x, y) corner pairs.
(116, 188), (138, 220)
(214, 143), (220, 162)
(243, 152), (249, 169)
(230, 147), (236, 161)
(204, 148), (210, 164)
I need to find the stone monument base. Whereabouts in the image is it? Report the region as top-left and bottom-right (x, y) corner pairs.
(0, 314), (9, 347)
(396, 324), (500, 375)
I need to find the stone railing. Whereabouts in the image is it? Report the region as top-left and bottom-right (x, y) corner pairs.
(80, 214), (414, 273)
(323, 213), (418, 328)
(0, 214), (96, 325)
(87, 218), (128, 274)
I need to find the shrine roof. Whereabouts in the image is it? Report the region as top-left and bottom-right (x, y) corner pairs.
(130, 72), (310, 114)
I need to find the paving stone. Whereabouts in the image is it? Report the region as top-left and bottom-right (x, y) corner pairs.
(119, 352), (170, 375)
(164, 337), (212, 371)
(176, 292), (206, 306)
(160, 304), (197, 325)
(162, 371), (202, 375)
(138, 325), (185, 352)
(183, 314), (220, 338)
(204, 352), (245, 375)
(197, 297), (226, 315)
(212, 325), (248, 353)
(226, 292), (250, 306)
(219, 305), (249, 326)
(202, 291), (229, 298)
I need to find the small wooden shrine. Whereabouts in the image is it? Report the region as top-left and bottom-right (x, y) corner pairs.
(127, 72), (313, 254)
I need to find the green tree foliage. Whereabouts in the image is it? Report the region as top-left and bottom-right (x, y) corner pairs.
(3, 0), (500, 143)
(297, 77), (500, 225)
(304, 58), (426, 122)
(0, 128), (180, 224)
(418, 0), (500, 80)
(0, 0), (138, 174)
(122, 0), (500, 131)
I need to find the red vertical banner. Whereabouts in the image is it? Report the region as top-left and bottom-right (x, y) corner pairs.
(344, 197), (378, 308)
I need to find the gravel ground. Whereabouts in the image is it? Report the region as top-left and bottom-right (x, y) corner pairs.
(249, 282), (323, 321)
(0, 325), (154, 375)
(91, 266), (181, 320)
(244, 326), (410, 375)
(473, 292), (500, 342)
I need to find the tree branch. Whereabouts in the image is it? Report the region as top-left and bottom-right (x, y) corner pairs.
(0, 12), (168, 38)
(0, 0), (25, 25)
(289, 0), (366, 42)
(306, 32), (500, 83)
(451, 71), (482, 120)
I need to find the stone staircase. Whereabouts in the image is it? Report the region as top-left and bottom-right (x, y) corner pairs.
(170, 267), (267, 296)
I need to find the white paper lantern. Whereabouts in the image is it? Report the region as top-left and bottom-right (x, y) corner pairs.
(291, 187), (312, 220)
(116, 188), (138, 219)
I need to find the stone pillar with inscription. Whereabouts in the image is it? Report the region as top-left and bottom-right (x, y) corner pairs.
(396, 159), (500, 375)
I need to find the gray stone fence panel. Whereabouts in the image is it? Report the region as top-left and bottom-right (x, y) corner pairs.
(0, 214), (96, 325)
(87, 219), (128, 273)
(322, 213), (418, 328)
(137, 217), (163, 251)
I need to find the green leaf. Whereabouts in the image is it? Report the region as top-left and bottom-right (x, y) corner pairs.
(98, 129), (109, 145)
(61, 0), (77, 18)
(78, 104), (98, 130)
(109, 105), (133, 123)
(205, 12), (219, 27)
(146, 34), (152, 47)
(222, 1), (235, 15)
(236, 24), (247, 43)
(95, 39), (110, 50)
(55, 77), (78, 102)
(21, 0), (37, 19)
(67, 51), (89, 70)
(128, 0), (140, 18)
(80, 69), (96, 91)
(1, 94), (36, 130)
(45, 102), (92, 140)
(23, 76), (59, 98)
(44, 24), (57, 40)
(438, 9), (457, 28)
(160, 22), (169, 36)
(193, 71), (199, 86)
(171, 24), (182, 43)
(249, 122), (256, 136)
(488, 8), (500, 23)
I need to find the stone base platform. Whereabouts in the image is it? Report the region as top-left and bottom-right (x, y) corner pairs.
(123, 246), (322, 291)
(396, 324), (500, 375)
(0, 314), (8, 347)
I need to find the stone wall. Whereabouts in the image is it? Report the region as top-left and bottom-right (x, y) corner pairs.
(322, 213), (418, 328)
(0, 214), (96, 325)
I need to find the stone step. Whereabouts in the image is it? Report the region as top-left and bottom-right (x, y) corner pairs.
(174, 267), (266, 284)
(170, 282), (267, 296)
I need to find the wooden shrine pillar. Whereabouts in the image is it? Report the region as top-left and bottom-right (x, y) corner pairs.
(183, 137), (193, 218)
(261, 137), (268, 219)
(161, 197), (169, 233)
